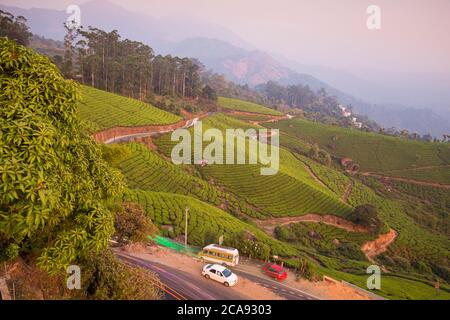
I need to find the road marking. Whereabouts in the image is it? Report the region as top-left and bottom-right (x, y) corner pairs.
(234, 268), (321, 300)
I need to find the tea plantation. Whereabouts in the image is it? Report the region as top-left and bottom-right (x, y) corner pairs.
(78, 85), (181, 130)
(123, 189), (297, 257)
(218, 97), (283, 115)
(265, 118), (450, 183)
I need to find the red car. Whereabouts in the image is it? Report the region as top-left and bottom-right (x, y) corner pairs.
(262, 262), (288, 281)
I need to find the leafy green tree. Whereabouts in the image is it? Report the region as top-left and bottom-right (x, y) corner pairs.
(0, 38), (124, 273)
(201, 85), (218, 101)
(62, 23), (77, 78)
(0, 10), (32, 46)
(308, 143), (320, 160)
(114, 202), (158, 243)
(76, 249), (162, 300)
(348, 204), (383, 234)
(274, 226), (291, 241)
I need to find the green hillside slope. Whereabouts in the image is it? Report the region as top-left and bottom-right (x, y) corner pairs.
(265, 118), (450, 182)
(79, 85), (181, 130)
(218, 97), (283, 115)
(123, 189), (297, 257)
(117, 142), (264, 219)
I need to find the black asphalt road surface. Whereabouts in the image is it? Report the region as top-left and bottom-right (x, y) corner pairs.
(117, 253), (318, 300)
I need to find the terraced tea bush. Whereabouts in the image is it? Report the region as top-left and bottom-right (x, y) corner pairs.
(294, 154), (352, 197)
(123, 189), (297, 257)
(78, 85), (181, 130)
(358, 176), (450, 235)
(348, 180), (450, 281)
(228, 113), (272, 122)
(380, 166), (450, 185)
(200, 163), (352, 218)
(218, 97), (283, 115)
(118, 143), (264, 219)
(265, 118), (450, 182)
(154, 113), (351, 218)
(275, 222), (374, 261)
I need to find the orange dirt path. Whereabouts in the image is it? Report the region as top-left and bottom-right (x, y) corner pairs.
(92, 113), (207, 144)
(360, 172), (450, 189)
(254, 214), (369, 234)
(361, 229), (398, 263)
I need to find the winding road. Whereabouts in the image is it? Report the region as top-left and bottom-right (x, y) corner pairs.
(117, 252), (319, 300)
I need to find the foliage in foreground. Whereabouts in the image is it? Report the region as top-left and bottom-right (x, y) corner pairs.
(75, 249), (162, 300)
(0, 38), (124, 273)
(114, 202), (159, 243)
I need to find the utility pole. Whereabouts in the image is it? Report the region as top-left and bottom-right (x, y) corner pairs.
(184, 207), (189, 247)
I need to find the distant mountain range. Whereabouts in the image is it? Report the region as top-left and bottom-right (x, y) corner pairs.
(2, 0), (448, 137)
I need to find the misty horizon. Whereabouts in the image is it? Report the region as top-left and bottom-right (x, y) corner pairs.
(2, 0), (450, 75)
(1, 0), (449, 135)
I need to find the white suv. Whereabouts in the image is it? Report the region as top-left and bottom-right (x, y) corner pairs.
(202, 264), (238, 287)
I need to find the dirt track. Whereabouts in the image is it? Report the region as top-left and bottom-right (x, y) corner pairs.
(360, 172), (450, 189)
(92, 113), (207, 144)
(340, 181), (354, 203)
(254, 214), (369, 234)
(255, 214), (398, 262)
(361, 229), (398, 263)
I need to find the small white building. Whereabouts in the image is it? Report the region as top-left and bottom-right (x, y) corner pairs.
(339, 105), (352, 118)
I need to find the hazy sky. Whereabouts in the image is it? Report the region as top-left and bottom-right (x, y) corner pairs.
(3, 0), (450, 74)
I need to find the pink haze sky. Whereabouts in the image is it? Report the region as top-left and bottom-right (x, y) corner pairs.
(2, 0), (450, 74)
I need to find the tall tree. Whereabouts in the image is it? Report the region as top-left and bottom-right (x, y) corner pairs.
(0, 10), (32, 46)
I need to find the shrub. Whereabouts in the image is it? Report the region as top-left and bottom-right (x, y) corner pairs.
(336, 242), (366, 261)
(77, 249), (162, 300)
(274, 226), (291, 241)
(348, 204), (383, 233)
(4, 243), (20, 261)
(114, 202), (158, 243)
(296, 257), (319, 281)
(102, 144), (132, 167)
(393, 255), (411, 271)
(203, 230), (219, 246)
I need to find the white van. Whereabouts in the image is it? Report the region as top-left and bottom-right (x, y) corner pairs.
(198, 244), (240, 267)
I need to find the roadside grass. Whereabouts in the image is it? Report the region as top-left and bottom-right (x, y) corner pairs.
(275, 222), (375, 261)
(319, 268), (450, 300)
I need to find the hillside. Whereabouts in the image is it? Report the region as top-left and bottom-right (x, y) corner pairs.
(265, 118), (450, 183)
(218, 97), (282, 115)
(78, 85), (181, 130)
(73, 81), (450, 299)
(123, 189), (297, 257)
(3, 0), (450, 303)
